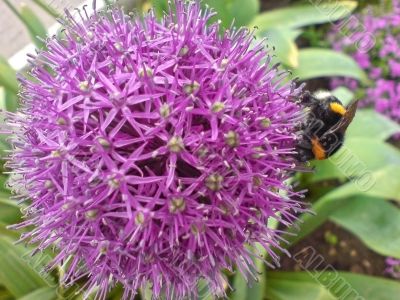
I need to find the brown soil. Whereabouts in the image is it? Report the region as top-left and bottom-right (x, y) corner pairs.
(279, 222), (388, 277)
(260, 0), (292, 11)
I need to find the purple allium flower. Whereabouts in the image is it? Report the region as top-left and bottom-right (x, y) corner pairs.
(3, 1), (305, 299)
(386, 257), (400, 279)
(329, 0), (400, 135)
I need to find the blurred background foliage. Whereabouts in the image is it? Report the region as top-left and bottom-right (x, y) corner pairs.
(1, 0), (400, 299)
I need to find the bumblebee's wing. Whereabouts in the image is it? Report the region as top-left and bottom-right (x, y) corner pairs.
(324, 100), (358, 135)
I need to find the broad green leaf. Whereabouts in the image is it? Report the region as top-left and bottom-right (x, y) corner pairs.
(331, 197), (400, 259)
(20, 3), (48, 49)
(0, 237), (52, 298)
(285, 29), (303, 41)
(4, 88), (18, 112)
(0, 221), (19, 239)
(202, 0), (259, 29)
(31, 0), (60, 19)
(0, 287), (13, 300)
(331, 272), (400, 299)
(347, 109), (400, 141)
(202, 1), (236, 30)
(18, 287), (56, 300)
(153, 0), (257, 29)
(264, 28), (299, 68)
(232, 243), (266, 300)
(0, 88), (17, 144)
(198, 280), (213, 300)
(0, 176), (10, 196)
(265, 275), (336, 300)
(285, 165), (400, 247)
(250, 1), (357, 31)
(0, 57), (18, 95)
(267, 272), (400, 300)
(0, 88), (5, 110)
(283, 195), (349, 248)
(331, 87), (354, 106)
(140, 283), (153, 300)
(232, 271), (265, 300)
(3, 0), (47, 49)
(232, 274), (248, 300)
(151, 0), (169, 17)
(107, 284), (124, 300)
(293, 49), (367, 82)
(334, 165), (400, 201)
(311, 138), (400, 182)
(0, 198), (21, 224)
(231, 0), (260, 27)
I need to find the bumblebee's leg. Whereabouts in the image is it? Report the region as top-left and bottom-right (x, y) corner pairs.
(298, 91), (313, 105)
(295, 147), (315, 162)
(295, 134), (315, 162)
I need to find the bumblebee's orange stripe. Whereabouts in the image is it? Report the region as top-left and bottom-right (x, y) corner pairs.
(311, 137), (326, 160)
(330, 102), (346, 116)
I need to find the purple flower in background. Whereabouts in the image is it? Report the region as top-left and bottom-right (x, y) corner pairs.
(386, 257), (400, 279)
(329, 0), (400, 135)
(3, 1), (306, 299)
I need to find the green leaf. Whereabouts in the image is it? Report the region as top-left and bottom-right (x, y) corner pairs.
(0, 57), (18, 95)
(0, 221), (19, 239)
(232, 243), (266, 300)
(266, 274), (336, 300)
(0, 198), (21, 225)
(31, 0), (60, 19)
(140, 283), (153, 300)
(331, 87), (354, 106)
(5, 88), (18, 112)
(267, 272), (400, 300)
(0, 177), (10, 196)
(330, 272), (400, 299)
(311, 138), (400, 182)
(202, 1), (235, 30)
(151, 0), (169, 18)
(0, 86), (18, 116)
(293, 49), (367, 82)
(264, 28), (299, 68)
(250, 1), (357, 31)
(232, 273), (265, 300)
(197, 280), (213, 300)
(153, 0), (258, 28)
(18, 287), (56, 300)
(331, 196), (400, 259)
(0, 237), (52, 298)
(347, 109), (400, 141)
(344, 164), (400, 200)
(283, 195), (348, 248)
(231, 0), (260, 27)
(285, 165), (400, 247)
(3, 0), (47, 49)
(107, 284), (124, 300)
(0, 287), (13, 300)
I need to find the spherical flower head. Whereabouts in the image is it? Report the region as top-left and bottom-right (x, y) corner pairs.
(329, 0), (400, 137)
(4, 1), (305, 299)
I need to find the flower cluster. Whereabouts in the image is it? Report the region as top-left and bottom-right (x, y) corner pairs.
(329, 0), (400, 132)
(4, 1), (305, 299)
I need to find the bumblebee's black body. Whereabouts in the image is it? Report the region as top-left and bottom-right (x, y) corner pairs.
(295, 91), (358, 162)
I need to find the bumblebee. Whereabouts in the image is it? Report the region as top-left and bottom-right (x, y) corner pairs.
(295, 90), (358, 162)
